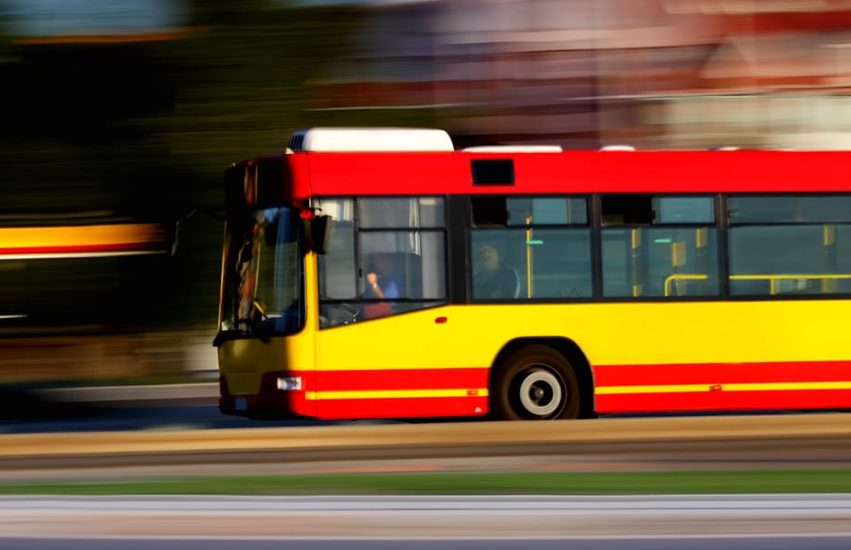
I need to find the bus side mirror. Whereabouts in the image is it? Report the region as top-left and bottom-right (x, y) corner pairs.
(306, 215), (332, 254)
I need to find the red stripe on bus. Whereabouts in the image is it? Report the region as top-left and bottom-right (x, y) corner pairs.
(294, 151), (851, 198)
(596, 389), (851, 414)
(315, 396), (490, 420)
(594, 361), (851, 386)
(253, 360), (851, 418)
(314, 368), (489, 392)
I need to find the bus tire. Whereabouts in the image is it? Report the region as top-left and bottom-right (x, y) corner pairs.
(491, 345), (580, 420)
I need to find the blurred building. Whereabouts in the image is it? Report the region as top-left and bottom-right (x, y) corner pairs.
(312, 0), (851, 149)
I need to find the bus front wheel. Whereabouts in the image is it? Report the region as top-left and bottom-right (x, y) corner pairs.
(492, 346), (580, 420)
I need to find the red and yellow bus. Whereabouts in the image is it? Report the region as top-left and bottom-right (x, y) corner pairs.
(215, 128), (851, 420)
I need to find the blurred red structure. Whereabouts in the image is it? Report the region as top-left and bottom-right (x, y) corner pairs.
(312, 0), (851, 149)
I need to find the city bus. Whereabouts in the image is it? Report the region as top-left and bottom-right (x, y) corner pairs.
(215, 127), (851, 420)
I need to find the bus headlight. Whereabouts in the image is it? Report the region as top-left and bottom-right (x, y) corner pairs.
(276, 376), (303, 391)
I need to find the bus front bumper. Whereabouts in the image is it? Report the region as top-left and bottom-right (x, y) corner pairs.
(218, 371), (307, 419)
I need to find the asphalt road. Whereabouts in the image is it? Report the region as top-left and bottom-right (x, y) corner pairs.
(1, 412), (851, 482)
(2, 382), (851, 482)
(4, 536), (851, 550)
(0, 404), (332, 434)
(2, 495), (851, 542)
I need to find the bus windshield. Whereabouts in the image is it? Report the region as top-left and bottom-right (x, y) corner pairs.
(220, 206), (304, 337)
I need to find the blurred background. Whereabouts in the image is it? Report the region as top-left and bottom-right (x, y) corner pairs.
(4, 0), (851, 397)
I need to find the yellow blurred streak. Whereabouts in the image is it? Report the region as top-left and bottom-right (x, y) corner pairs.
(0, 223), (165, 253)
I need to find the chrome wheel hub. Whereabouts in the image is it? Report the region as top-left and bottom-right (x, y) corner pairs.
(517, 368), (564, 417)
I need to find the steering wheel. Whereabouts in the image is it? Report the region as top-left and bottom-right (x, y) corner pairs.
(320, 303), (360, 327)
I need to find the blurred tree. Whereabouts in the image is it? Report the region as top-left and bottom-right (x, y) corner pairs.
(0, 2), (374, 332)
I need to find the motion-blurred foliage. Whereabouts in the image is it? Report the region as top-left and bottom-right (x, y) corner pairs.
(0, 1), (405, 329)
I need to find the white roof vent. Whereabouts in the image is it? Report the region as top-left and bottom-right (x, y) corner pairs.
(600, 145), (636, 152)
(287, 128), (454, 152)
(463, 145), (563, 153)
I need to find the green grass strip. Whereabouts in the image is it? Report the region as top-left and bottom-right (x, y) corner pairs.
(2, 470), (851, 496)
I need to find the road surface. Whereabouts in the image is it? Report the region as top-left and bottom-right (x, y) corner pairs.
(1, 495), (851, 546)
(5, 536), (851, 550)
(1, 413), (851, 481)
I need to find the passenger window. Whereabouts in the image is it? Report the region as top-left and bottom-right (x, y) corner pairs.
(729, 196), (851, 224)
(601, 196), (653, 226)
(602, 195), (719, 298)
(471, 197), (509, 226)
(471, 197), (592, 300)
(653, 197), (714, 224)
(602, 227), (719, 298)
(506, 198), (587, 226)
(728, 196), (851, 296)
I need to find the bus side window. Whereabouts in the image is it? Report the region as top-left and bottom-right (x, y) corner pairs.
(471, 196), (593, 300)
(601, 196), (652, 226)
(358, 233), (444, 301)
(728, 195), (851, 296)
(471, 197), (508, 226)
(601, 196), (719, 298)
(317, 197), (448, 327)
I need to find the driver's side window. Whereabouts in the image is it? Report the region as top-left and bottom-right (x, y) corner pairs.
(316, 197), (447, 328)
